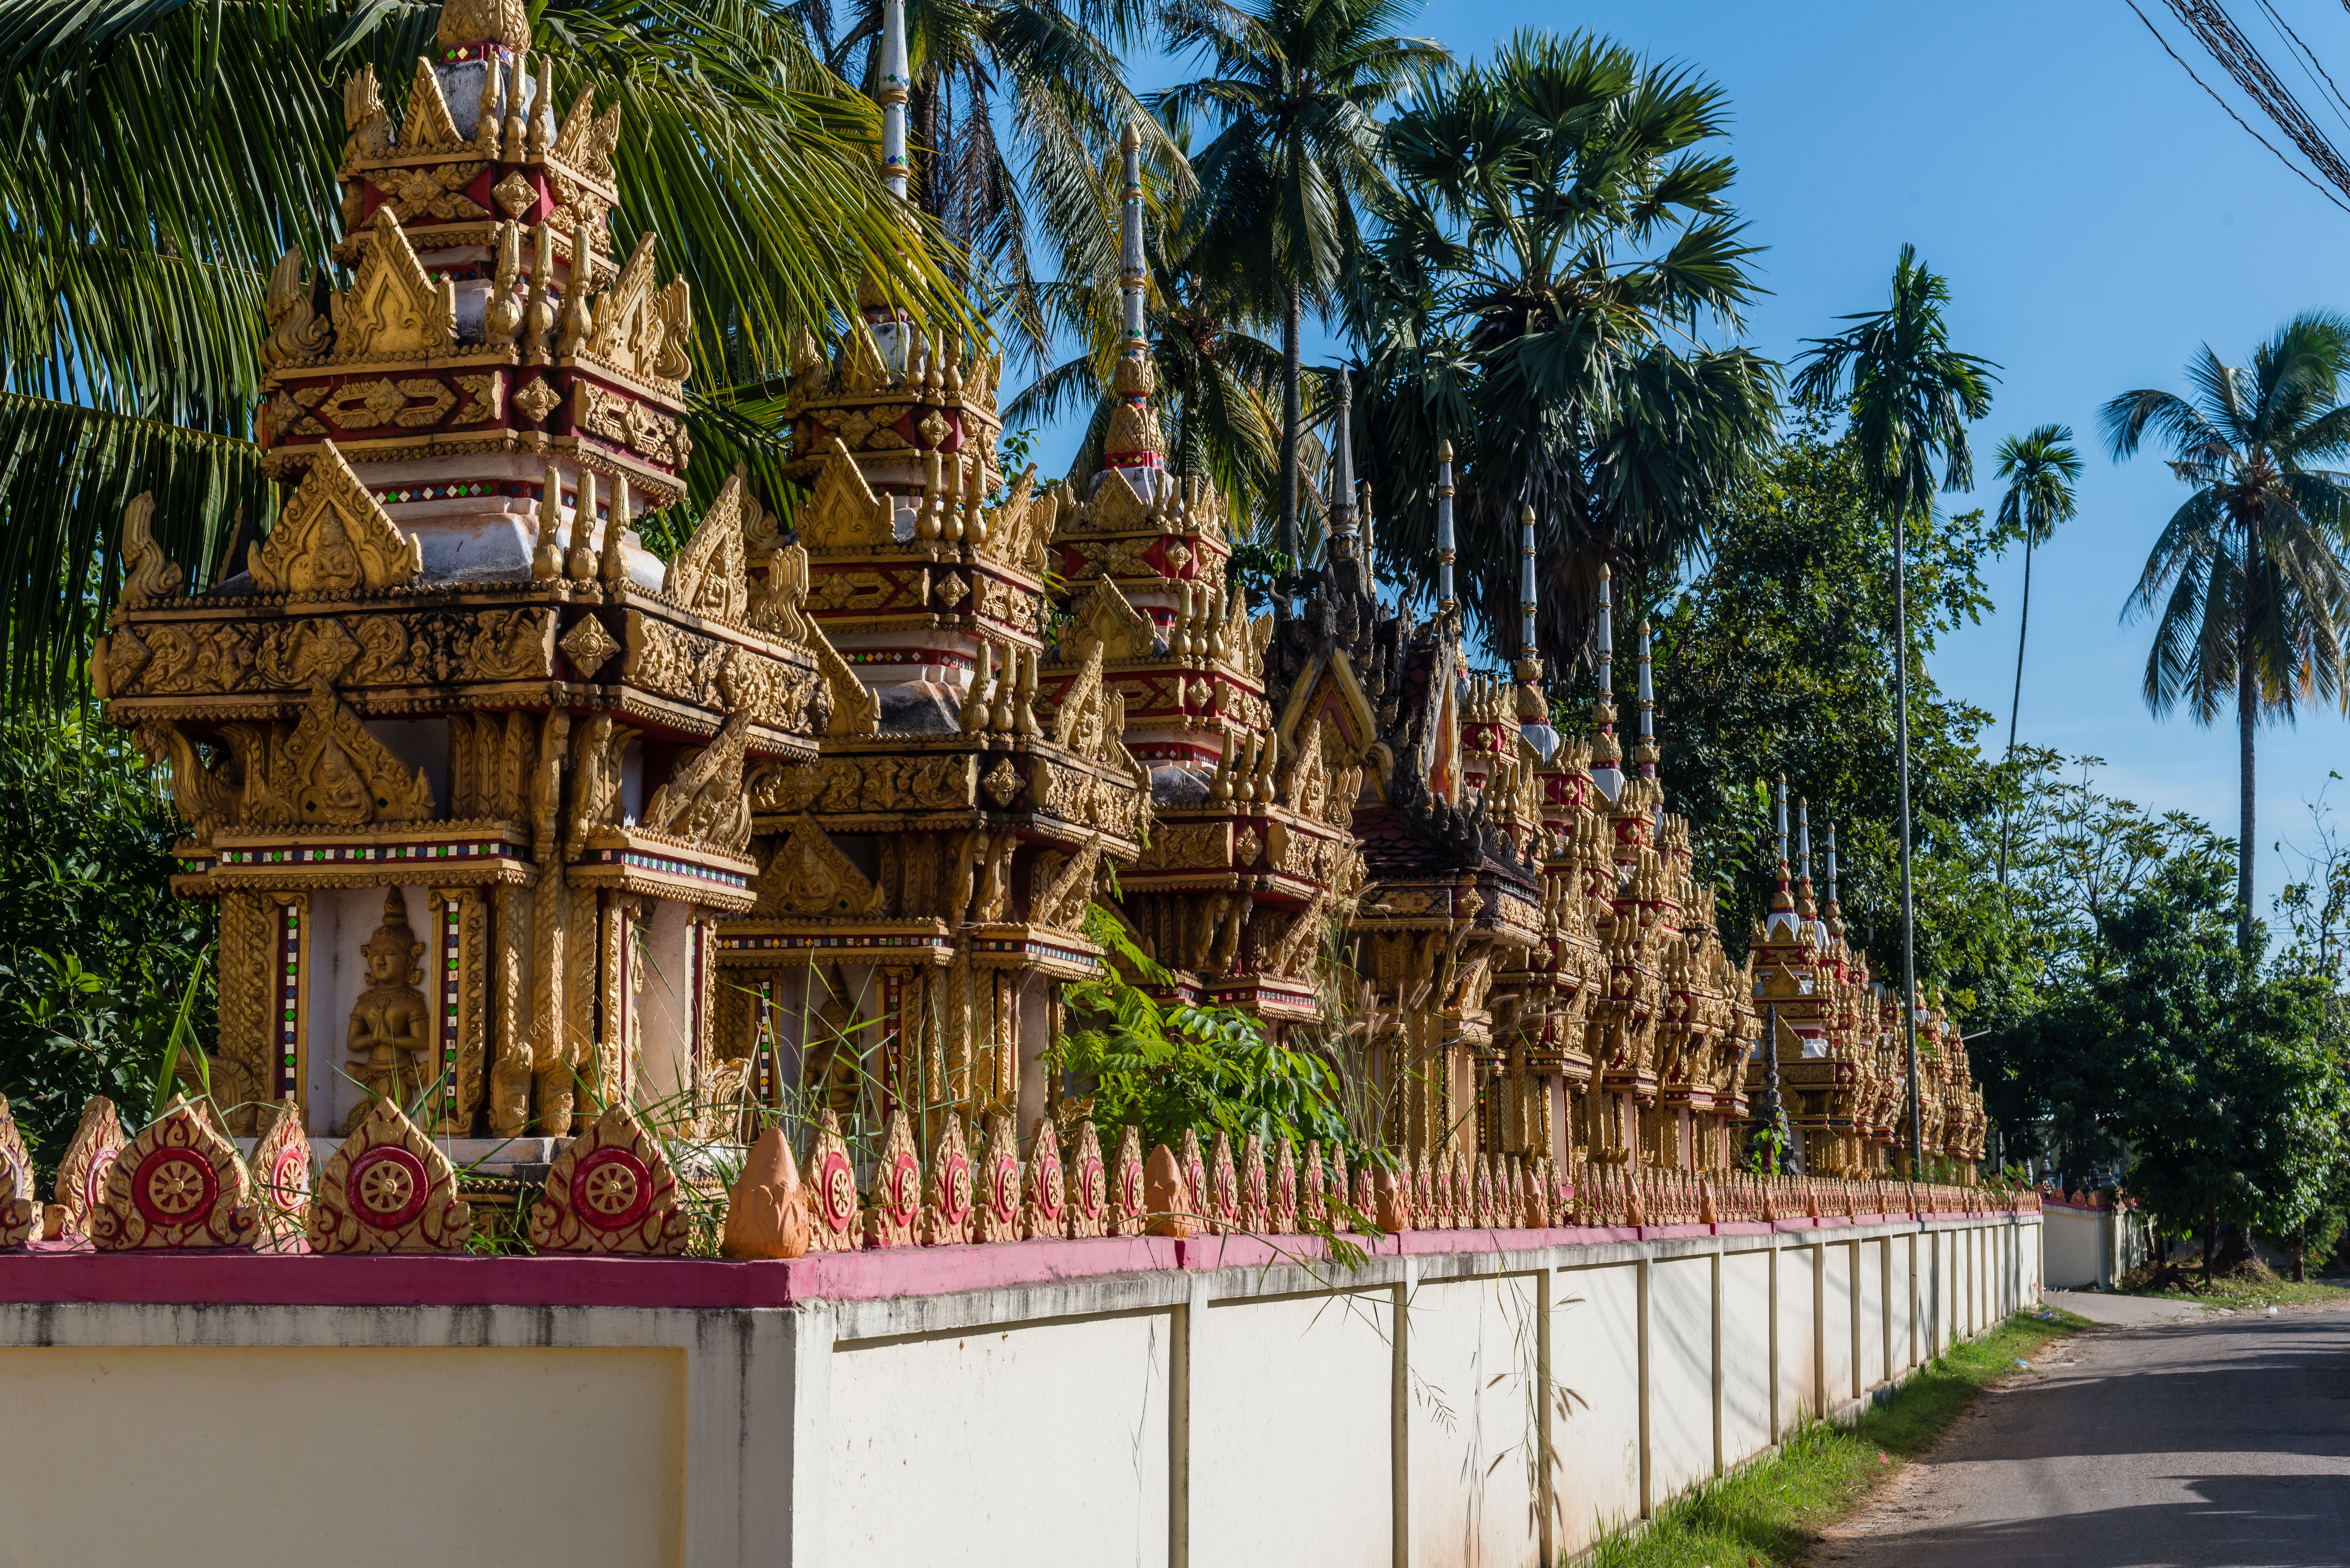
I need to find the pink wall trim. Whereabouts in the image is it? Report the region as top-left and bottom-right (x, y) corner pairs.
(0, 1209), (2032, 1311)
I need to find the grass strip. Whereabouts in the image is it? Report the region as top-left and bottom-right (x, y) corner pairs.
(2119, 1276), (2349, 1310)
(1579, 1306), (2093, 1568)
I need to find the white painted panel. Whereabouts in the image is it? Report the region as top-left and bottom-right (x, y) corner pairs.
(1648, 1257), (1714, 1500)
(1822, 1242), (1853, 1404)
(1407, 1274), (1543, 1568)
(1718, 1249), (1771, 1466)
(1777, 1244), (1818, 1421)
(1193, 1291), (1391, 1568)
(0, 1346), (684, 1568)
(1856, 1237), (1884, 1390)
(830, 1314), (1170, 1568)
(1551, 1263), (1642, 1559)
(1890, 1233), (1913, 1372)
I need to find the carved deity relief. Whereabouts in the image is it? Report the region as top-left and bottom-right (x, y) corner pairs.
(248, 441), (423, 595)
(345, 889), (432, 1133)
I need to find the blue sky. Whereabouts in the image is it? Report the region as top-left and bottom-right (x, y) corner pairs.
(1020, 0), (2350, 928)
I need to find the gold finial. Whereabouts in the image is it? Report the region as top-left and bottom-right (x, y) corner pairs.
(436, 0), (532, 52)
(1437, 437), (1453, 462)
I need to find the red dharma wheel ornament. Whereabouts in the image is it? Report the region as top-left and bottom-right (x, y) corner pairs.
(934, 1148), (971, 1229)
(810, 1145), (857, 1240)
(270, 1148), (308, 1205)
(1114, 1152), (1141, 1216)
(1273, 1157), (1295, 1215)
(131, 1148), (216, 1227)
(571, 1146), (653, 1234)
(85, 1144), (120, 1217)
(1032, 1144), (1064, 1226)
(875, 1151), (918, 1231)
(346, 1145), (431, 1229)
(984, 1150), (1019, 1226)
(1076, 1149), (1106, 1220)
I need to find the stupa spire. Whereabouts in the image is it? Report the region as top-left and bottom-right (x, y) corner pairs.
(1435, 439), (1457, 616)
(880, 0), (910, 201)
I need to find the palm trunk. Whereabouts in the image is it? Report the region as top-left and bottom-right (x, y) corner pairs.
(2239, 623), (2257, 956)
(1279, 281), (1301, 593)
(1997, 537), (2034, 888)
(1896, 508), (1921, 1176)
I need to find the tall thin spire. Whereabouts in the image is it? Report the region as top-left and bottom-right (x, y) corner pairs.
(1797, 796), (1811, 886)
(1634, 618), (1657, 778)
(1103, 120), (1164, 471)
(1590, 565), (1622, 799)
(1328, 374), (1356, 540)
(1518, 505), (1537, 661)
(1435, 439), (1457, 616)
(1770, 774), (1795, 918)
(879, 0), (910, 202)
(1824, 821), (1845, 938)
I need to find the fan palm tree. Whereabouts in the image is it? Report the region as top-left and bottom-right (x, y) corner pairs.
(2104, 311), (2350, 955)
(1791, 243), (1997, 1173)
(0, 0), (966, 709)
(1348, 29), (1774, 661)
(1992, 423), (2081, 886)
(1154, 0), (1446, 591)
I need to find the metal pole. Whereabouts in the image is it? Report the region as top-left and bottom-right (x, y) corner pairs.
(1896, 508), (1920, 1175)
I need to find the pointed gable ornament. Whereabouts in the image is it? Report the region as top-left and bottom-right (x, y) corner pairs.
(663, 466), (752, 622)
(0, 1095), (36, 1247)
(92, 1097), (259, 1251)
(307, 1099), (472, 1253)
(529, 1102), (691, 1254)
(250, 440), (423, 595)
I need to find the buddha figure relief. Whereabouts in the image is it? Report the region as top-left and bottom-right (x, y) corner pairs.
(345, 889), (432, 1133)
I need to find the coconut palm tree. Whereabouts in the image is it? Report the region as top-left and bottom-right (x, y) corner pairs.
(1791, 243), (1997, 1174)
(1154, 0), (1446, 594)
(1992, 423), (2081, 886)
(2104, 311), (2350, 955)
(0, 0), (964, 709)
(1347, 29), (1774, 660)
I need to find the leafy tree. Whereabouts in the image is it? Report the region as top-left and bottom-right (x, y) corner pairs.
(1156, 0), (1445, 584)
(0, 706), (214, 1171)
(1352, 29), (1773, 663)
(1990, 424), (2081, 885)
(1628, 417), (2026, 1018)
(1050, 907), (1359, 1158)
(2103, 310), (2350, 954)
(1791, 243), (1998, 1168)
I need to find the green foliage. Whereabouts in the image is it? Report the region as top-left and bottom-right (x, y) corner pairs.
(1624, 414), (2026, 1014)
(1352, 28), (1775, 661)
(0, 706), (214, 1172)
(1051, 906), (1358, 1157)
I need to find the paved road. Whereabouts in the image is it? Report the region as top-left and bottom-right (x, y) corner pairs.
(1815, 1299), (2350, 1568)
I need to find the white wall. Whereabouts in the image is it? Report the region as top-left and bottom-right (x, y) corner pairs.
(0, 1215), (2041, 1568)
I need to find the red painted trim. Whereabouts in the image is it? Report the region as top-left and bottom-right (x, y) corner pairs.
(0, 1211), (2034, 1311)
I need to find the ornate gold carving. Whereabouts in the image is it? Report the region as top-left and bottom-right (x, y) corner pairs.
(550, 87), (622, 186)
(625, 611), (732, 706)
(343, 889), (430, 1133)
(51, 1097), (124, 1240)
(664, 467), (751, 622)
(575, 381), (689, 466)
(455, 372), (504, 424)
(281, 680), (436, 825)
(513, 374), (562, 423)
(529, 1102), (691, 1253)
(118, 493), (184, 604)
(262, 248), (334, 369)
(921, 1112), (974, 1245)
(755, 813), (885, 917)
(249, 1098), (312, 1250)
(560, 614), (620, 678)
(308, 1099), (473, 1252)
(342, 63), (392, 163)
(490, 169), (535, 217)
(798, 438), (895, 550)
(376, 160), (488, 224)
(396, 57), (466, 150)
(864, 1108), (921, 1248)
(1021, 1114), (1067, 1239)
(577, 231), (692, 388)
(91, 1097), (258, 1250)
(438, 0), (530, 47)
(332, 207), (456, 360)
(804, 1108), (857, 1251)
(974, 1113), (1021, 1243)
(642, 711), (753, 853)
(249, 441), (421, 594)
(1057, 578), (1156, 663)
(0, 1095), (35, 1247)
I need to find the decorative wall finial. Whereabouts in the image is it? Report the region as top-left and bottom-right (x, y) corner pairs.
(1329, 374), (1356, 541)
(1103, 119), (1163, 467)
(880, 0), (911, 201)
(1634, 618), (1657, 776)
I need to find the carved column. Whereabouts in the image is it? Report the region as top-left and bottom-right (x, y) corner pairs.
(489, 880), (533, 1137)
